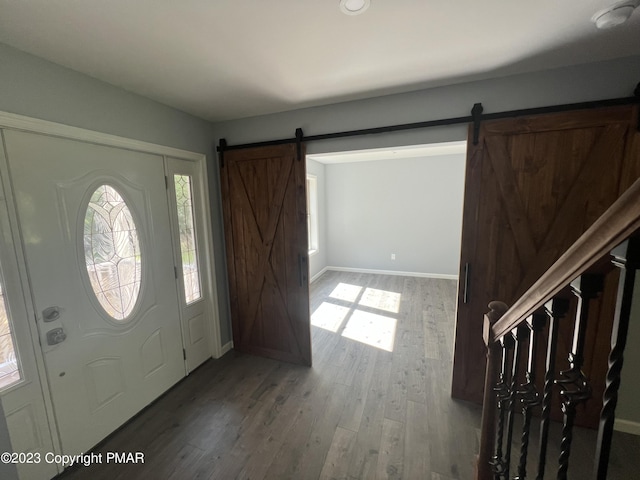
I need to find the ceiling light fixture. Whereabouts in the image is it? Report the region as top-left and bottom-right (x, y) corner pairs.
(592, 0), (640, 29)
(339, 0), (370, 16)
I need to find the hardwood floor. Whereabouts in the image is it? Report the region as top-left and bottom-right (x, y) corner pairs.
(57, 271), (639, 480)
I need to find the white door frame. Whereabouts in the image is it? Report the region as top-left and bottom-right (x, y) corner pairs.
(0, 110), (223, 469)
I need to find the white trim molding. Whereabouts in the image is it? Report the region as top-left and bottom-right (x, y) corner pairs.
(220, 341), (234, 356)
(614, 418), (640, 436)
(310, 267), (329, 283)
(321, 266), (458, 280)
(0, 110), (203, 161)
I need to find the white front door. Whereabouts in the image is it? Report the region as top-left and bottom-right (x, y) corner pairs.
(3, 130), (185, 456)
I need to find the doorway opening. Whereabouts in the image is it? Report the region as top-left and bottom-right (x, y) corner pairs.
(305, 140), (467, 356)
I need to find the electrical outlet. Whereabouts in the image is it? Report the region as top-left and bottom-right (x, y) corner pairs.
(391, 253), (396, 260)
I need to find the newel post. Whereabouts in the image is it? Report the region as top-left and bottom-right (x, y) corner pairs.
(476, 301), (509, 480)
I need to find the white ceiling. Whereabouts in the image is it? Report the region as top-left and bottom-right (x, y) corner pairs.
(0, 1), (638, 122)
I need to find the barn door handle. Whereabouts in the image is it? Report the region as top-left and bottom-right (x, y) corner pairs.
(298, 254), (308, 286)
(463, 262), (470, 304)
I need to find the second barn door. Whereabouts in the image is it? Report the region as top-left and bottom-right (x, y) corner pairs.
(221, 144), (312, 366)
(452, 105), (640, 427)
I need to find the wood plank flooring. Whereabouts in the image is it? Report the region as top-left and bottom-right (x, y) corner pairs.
(57, 271), (639, 480)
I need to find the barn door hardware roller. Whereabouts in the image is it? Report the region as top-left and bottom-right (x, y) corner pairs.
(295, 128), (304, 161)
(218, 138), (227, 168)
(471, 103), (483, 146)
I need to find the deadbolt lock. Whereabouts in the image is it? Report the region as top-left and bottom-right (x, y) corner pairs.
(42, 306), (61, 322)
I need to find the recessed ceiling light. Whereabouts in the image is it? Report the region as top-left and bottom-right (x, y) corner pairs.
(339, 0), (370, 16)
(592, 0), (639, 29)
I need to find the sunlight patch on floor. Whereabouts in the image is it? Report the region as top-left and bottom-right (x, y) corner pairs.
(311, 302), (351, 332)
(329, 282), (363, 302)
(341, 310), (397, 352)
(359, 287), (401, 313)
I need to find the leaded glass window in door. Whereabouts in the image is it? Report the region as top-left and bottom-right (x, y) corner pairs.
(174, 175), (201, 304)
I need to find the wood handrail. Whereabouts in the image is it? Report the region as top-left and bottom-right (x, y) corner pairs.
(491, 176), (640, 341)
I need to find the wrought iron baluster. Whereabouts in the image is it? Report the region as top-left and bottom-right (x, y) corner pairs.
(504, 325), (528, 479)
(555, 274), (603, 479)
(536, 298), (569, 480)
(594, 237), (640, 479)
(478, 301), (509, 480)
(514, 310), (546, 480)
(490, 333), (515, 479)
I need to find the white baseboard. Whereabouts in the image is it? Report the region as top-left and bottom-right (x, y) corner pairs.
(321, 266), (458, 280)
(310, 266), (329, 283)
(615, 418), (640, 436)
(220, 341), (234, 356)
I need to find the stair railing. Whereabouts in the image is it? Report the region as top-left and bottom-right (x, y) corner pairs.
(476, 176), (640, 480)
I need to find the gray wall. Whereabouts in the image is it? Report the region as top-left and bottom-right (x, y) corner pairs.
(306, 159), (327, 280)
(0, 42), (232, 346)
(324, 153), (465, 276)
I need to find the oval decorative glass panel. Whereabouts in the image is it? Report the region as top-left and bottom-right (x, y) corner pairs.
(83, 184), (142, 321)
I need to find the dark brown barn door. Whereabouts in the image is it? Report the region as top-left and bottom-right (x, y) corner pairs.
(221, 144), (312, 366)
(452, 106), (640, 426)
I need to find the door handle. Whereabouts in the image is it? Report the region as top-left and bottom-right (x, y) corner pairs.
(46, 328), (67, 346)
(463, 262), (470, 304)
(298, 254), (308, 286)
(42, 306), (61, 322)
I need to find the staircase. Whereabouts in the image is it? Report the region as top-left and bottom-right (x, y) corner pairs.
(475, 176), (640, 479)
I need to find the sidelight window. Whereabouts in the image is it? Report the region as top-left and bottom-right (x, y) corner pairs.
(173, 175), (202, 304)
(0, 282), (21, 390)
